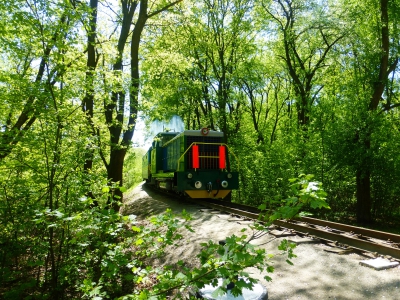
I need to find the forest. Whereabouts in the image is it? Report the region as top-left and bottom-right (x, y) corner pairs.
(1, 0), (399, 298)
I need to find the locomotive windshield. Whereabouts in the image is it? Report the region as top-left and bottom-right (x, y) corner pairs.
(153, 132), (179, 147)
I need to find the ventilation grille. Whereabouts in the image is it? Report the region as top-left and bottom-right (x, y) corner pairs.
(186, 136), (224, 169)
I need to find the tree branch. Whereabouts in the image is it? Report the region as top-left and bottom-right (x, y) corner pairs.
(148, 0), (183, 18)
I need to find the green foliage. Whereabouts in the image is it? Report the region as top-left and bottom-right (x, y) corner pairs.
(68, 206), (194, 299)
(2, 0), (400, 298)
(141, 0), (256, 134)
(120, 220), (296, 299)
(124, 147), (147, 190)
(259, 174), (330, 221)
(231, 127), (305, 206)
(0, 183), (195, 299)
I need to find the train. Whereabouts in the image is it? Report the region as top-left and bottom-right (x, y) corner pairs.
(142, 128), (239, 200)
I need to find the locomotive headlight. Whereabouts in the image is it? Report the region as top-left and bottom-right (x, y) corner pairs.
(227, 173), (233, 179)
(221, 180), (228, 188)
(187, 173), (193, 179)
(195, 181), (202, 189)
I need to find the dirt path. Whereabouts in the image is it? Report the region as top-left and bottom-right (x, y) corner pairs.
(123, 183), (400, 300)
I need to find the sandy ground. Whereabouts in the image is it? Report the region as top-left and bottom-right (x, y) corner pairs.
(122, 183), (400, 300)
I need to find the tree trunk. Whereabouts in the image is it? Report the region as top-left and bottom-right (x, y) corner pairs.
(107, 148), (126, 212)
(104, 0), (182, 212)
(82, 0), (98, 203)
(103, 1), (136, 211)
(356, 168), (372, 223)
(355, 0), (391, 223)
(0, 12), (68, 160)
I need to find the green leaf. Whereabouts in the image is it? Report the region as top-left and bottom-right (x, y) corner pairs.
(264, 275), (272, 282)
(175, 272), (187, 280)
(258, 203), (267, 210)
(211, 287), (225, 298)
(132, 226), (141, 232)
(286, 259), (294, 265)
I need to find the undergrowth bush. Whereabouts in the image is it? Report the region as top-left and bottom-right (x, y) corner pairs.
(1, 174), (331, 299)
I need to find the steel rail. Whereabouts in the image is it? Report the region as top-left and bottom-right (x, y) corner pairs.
(300, 216), (400, 243)
(191, 199), (400, 260)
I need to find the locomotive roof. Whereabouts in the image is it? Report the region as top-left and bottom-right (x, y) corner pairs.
(161, 129), (224, 147)
(155, 131), (179, 137)
(179, 130), (224, 137)
(155, 130), (224, 138)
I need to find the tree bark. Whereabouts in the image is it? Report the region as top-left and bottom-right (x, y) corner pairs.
(355, 0), (391, 223)
(105, 0), (183, 212)
(82, 0), (98, 174)
(356, 168), (372, 223)
(103, 0), (136, 210)
(107, 148), (127, 212)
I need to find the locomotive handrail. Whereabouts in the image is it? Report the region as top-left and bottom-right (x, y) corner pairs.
(176, 142), (239, 171)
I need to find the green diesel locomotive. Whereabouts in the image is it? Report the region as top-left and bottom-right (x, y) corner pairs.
(142, 129), (239, 199)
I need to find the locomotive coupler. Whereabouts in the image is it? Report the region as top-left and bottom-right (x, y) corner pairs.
(207, 182), (212, 193)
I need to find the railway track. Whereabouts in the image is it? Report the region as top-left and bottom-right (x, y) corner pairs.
(188, 198), (400, 261)
(144, 183), (400, 261)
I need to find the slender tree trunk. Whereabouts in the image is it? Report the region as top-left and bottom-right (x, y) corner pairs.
(0, 13), (68, 160)
(356, 168), (372, 223)
(355, 0), (391, 223)
(107, 148), (126, 211)
(103, 1), (136, 211)
(106, 0), (146, 212)
(105, 0), (182, 212)
(82, 0), (98, 204)
(82, 0), (98, 172)
(355, 127), (372, 222)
